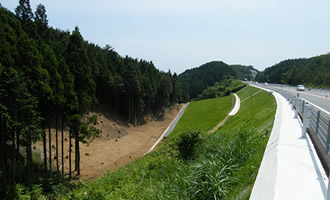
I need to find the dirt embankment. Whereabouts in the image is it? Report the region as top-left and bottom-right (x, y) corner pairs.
(34, 104), (184, 180)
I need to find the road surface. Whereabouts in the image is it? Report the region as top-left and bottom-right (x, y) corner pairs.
(259, 84), (330, 113)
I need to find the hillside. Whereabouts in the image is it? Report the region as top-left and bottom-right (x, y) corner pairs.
(0, 2), (186, 195)
(256, 54), (330, 88)
(32, 105), (184, 181)
(40, 86), (274, 199)
(178, 61), (257, 99)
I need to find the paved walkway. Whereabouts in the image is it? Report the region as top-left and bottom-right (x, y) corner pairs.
(250, 87), (328, 200)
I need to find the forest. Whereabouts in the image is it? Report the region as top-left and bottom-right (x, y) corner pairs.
(178, 61), (257, 99)
(256, 54), (330, 88)
(0, 0), (187, 197)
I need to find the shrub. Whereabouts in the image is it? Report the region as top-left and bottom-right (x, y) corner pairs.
(177, 130), (201, 160)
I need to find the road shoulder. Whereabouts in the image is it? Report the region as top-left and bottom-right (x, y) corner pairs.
(250, 86), (328, 200)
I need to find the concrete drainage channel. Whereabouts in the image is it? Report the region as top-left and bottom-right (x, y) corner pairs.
(146, 103), (190, 154)
(147, 93), (241, 153)
(208, 93), (241, 134)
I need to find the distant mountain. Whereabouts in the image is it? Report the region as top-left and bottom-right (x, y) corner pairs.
(178, 61), (257, 99)
(256, 54), (330, 88)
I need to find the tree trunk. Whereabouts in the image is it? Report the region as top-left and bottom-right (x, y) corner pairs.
(69, 129), (72, 179)
(42, 122), (47, 176)
(12, 125), (16, 188)
(55, 108), (59, 173)
(1, 117), (6, 186)
(106, 90), (110, 111)
(26, 133), (31, 190)
(75, 132), (80, 176)
(74, 131), (77, 172)
(61, 115), (64, 178)
(48, 118), (52, 177)
(128, 94), (131, 122)
(16, 130), (20, 154)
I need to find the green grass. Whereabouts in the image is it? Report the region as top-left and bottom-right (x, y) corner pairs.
(221, 86), (276, 132)
(218, 86), (276, 199)
(173, 95), (232, 132)
(18, 86), (276, 199)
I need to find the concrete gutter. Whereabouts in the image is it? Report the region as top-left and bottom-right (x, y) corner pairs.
(228, 93), (240, 116)
(209, 93), (240, 133)
(146, 103), (189, 154)
(250, 86), (328, 200)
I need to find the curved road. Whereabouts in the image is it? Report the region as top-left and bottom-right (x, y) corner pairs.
(259, 84), (330, 113)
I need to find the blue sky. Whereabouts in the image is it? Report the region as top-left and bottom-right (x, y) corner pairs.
(2, 0), (330, 73)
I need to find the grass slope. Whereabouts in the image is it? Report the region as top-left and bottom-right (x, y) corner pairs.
(173, 95), (231, 132)
(44, 86), (275, 200)
(220, 86), (276, 199)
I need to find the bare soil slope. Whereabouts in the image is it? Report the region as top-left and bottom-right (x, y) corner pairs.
(34, 104), (183, 180)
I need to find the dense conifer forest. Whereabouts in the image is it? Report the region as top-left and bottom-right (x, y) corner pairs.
(0, 1), (187, 196)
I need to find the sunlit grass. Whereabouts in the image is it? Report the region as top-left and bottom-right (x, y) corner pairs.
(50, 86), (276, 199)
(173, 95), (232, 133)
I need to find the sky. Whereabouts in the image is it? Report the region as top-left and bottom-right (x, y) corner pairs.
(2, 0), (330, 74)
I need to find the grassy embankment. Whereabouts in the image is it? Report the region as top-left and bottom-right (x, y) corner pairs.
(48, 86), (276, 199)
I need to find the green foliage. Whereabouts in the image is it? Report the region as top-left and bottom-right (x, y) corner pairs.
(256, 54), (330, 88)
(34, 4), (48, 29)
(65, 27), (96, 114)
(231, 65), (257, 80)
(32, 86), (274, 199)
(15, 0), (33, 22)
(179, 61), (257, 99)
(177, 130), (200, 160)
(5, 184), (44, 200)
(0, 2), (186, 197)
(187, 128), (263, 200)
(0, 1), (277, 198)
(79, 115), (100, 144)
(196, 78), (247, 100)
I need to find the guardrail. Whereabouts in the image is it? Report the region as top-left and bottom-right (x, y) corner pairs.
(273, 88), (330, 152)
(251, 83), (330, 199)
(261, 83), (330, 95)
(271, 86), (330, 200)
(260, 86), (330, 176)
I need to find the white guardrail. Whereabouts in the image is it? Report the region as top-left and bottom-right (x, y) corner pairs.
(268, 86), (330, 200)
(271, 87), (330, 154)
(253, 83), (330, 156)
(250, 83), (330, 200)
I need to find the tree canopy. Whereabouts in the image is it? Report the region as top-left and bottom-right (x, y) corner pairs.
(0, 2), (186, 197)
(178, 61), (256, 99)
(256, 54), (330, 88)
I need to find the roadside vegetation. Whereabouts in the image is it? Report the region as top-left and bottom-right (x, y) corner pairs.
(179, 61), (257, 99)
(195, 78), (247, 101)
(1, 1), (277, 198)
(19, 86), (274, 199)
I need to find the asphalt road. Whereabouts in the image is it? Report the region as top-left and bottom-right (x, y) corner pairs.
(260, 84), (330, 113)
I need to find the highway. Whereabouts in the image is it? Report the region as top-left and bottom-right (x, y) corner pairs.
(260, 84), (330, 113)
